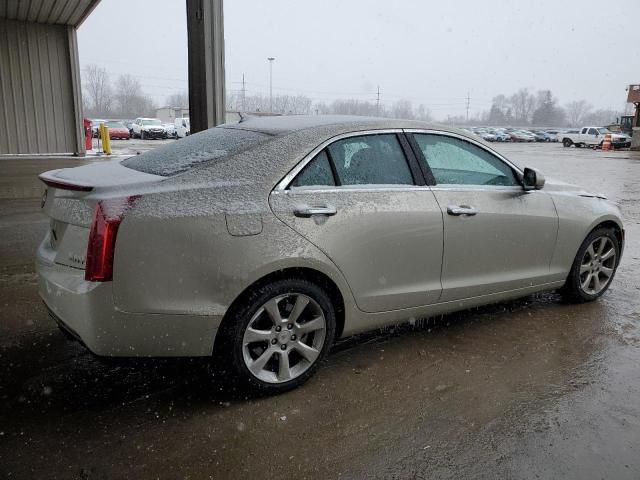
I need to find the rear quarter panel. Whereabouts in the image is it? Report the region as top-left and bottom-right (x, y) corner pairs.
(112, 186), (355, 321)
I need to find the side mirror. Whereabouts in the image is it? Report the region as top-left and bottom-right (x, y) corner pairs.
(523, 167), (545, 190)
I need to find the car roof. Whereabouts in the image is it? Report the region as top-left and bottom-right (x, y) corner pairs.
(220, 114), (461, 137)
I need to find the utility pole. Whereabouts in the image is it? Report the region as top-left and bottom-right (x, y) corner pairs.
(376, 85), (380, 116)
(267, 57), (275, 113)
(241, 73), (246, 111)
(466, 91), (470, 123)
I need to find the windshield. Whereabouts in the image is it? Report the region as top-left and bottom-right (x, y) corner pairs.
(105, 121), (124, 128)
(122, 126), (269, 176)
(597, 128), (611, 134)
(141, 119), (162, 126)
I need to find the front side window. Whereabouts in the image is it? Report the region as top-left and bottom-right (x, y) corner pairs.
(413, 134), (517, 186)
(327, 134), (413, 185)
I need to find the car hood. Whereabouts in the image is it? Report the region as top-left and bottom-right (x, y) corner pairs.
(543, 177), (608, 199)
(610, 133), (629, 140)
(142, 124), (164, 130)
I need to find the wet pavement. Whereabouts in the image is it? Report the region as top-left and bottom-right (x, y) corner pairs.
(1, 143), (639, 479)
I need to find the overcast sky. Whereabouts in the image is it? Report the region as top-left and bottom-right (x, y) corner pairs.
(77, 0), (639, 119)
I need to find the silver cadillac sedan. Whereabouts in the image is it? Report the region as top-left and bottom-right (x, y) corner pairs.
(37, 116), (624, 394)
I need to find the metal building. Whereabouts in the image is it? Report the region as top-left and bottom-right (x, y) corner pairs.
(0, 0), (100, 155)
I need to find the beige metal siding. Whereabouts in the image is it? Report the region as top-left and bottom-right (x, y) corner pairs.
(0, 0), (99, 27)
(0, 18), (80, 154)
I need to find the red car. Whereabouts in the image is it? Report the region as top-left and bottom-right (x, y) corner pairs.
(104, 121), (130, 140)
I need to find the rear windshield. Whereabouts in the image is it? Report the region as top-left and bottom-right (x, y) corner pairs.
(121, 127), (270, 176)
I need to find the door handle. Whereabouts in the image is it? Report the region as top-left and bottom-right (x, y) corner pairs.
(293, 204), (337, 218)
(447, 204), (478, 216)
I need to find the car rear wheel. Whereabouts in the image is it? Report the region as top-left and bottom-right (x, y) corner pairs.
(215, 278), (336, 395)
(561, 227), (620, 303)
(563, 139), (572, 148)
(141, 130), (146, 140)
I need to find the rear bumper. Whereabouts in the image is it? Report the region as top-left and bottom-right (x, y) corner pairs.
(36, 242), (221, 357)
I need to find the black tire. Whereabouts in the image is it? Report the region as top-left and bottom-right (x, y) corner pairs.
(214, 278), (336, 395)
(561, 227), (620, 303)
(141, 130), (146, 140)
(562, 138), (572, 148)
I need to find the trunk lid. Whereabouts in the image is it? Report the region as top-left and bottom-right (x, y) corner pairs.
(40, 159), (163, 270)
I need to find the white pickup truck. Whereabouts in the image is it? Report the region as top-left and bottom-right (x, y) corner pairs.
(560, 126), (631, 149)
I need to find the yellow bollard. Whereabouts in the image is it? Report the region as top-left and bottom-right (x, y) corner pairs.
(100, 122), (112, 155)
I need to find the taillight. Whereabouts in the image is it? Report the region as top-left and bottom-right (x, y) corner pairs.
(85, 196), (139, 282)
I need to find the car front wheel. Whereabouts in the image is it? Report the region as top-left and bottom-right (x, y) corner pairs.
(561, 227), (620, 303)
(215, 278), (336, 395)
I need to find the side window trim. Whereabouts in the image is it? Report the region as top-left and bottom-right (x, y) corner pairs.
(324, 147), (342, 187)
(404, 129), (523, 187)
(397, 133), (426, 186)
(404, 133), (436, 186)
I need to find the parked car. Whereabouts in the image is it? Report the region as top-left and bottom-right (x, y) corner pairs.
(91, 119), (106, 138)
(560, 127), (632, 148)
(529, 131), (547, 142)
(123, 120), (135, 136)
(175, 117), (190, 138)
(104, 121), (130, 140)
(131, 118), (166, 139)
(478, 130), (497, 142)
(489, 129), (511, 142)
(509, 130), (535, 142)
(36, 116), (624, 394)
(164, 123), (177, 139)
(543, 130), (560, 142)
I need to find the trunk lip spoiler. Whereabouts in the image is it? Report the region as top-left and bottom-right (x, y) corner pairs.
(38, 171), (94, 192)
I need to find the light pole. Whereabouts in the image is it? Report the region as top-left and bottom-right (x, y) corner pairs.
(267, 57), (275, 113)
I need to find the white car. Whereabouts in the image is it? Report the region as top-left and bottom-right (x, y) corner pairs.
(163, 123), (177, 139)
(175, 117), (190, 138)
(132, 118), (166, 140)
(560, 127), (631, 149)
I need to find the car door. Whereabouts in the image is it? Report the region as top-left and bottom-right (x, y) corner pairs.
(586, 127), (599, 145)
(406, 130), (558, 302)
(269, 131), (444, 313)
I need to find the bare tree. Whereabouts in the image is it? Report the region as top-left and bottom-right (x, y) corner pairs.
(83, 64), (113, 116)
(114, 75), (153, 118)
(166, 92), (189, 107)
(415, 104), (433, 122)
(510, 88), (535, 125)
(582, 109), (620, 126)
(531, 90), (565, 126)
(390, 99), (415, 120)
(565, 100), (593, 127)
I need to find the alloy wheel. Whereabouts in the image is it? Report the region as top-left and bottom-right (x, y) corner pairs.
(579, 236), (616, 295)
(242, 293), (327, 383)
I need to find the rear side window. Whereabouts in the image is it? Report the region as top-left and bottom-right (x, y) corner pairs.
(122, 127), (269, 176)
(327, 134), (413, 185)
(291, 151), (335, 187)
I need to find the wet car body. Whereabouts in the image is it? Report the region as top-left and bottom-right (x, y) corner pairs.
(35, 116), (624, 391)
(104, 121), (130, 140)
